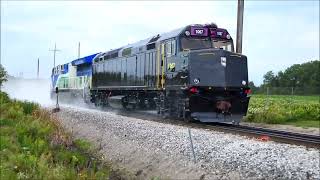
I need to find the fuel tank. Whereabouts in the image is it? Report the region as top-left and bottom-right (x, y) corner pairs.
(188, 49), (248, 88)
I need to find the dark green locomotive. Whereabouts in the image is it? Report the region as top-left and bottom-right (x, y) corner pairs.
(91, 23), (250, 124)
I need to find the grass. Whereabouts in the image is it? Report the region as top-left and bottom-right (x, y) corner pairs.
(244, 94), (320, 128)
(0, 91), (116, 179)
(284, 120), (320, 128)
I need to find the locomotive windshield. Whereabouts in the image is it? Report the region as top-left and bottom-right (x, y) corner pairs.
(180, 37), (234, 52)
(180, 37), (212, 50)
(212, 40), (234, 52)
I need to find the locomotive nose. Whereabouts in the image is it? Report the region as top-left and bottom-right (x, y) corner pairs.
(188, 49), (248, 88)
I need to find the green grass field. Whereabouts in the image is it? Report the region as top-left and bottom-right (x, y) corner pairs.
(0, 92), (113, 179)
(245, 95), (320, 128)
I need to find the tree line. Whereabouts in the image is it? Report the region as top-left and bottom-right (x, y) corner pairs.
(249, 60), (320, 95)
(1, 60), (319, 95)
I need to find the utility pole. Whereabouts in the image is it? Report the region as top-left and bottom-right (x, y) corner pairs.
(236, 0), (244, 54)
(78, 42), (80, 60)
(49, 43), (61, 67)
(37, 58), (39, 79)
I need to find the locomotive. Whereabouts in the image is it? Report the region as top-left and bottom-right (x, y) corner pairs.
(89, 23), (251, 124)
(50, 53), (99, 103)
(51, 23), (250, 124)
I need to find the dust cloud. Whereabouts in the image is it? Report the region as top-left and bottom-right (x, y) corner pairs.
(2, 77), (94, 109)
(2, 77), (53, 106)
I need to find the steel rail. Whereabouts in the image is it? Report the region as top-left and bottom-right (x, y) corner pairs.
(210, 123), (320, 147)
(78, 106), (320, 148)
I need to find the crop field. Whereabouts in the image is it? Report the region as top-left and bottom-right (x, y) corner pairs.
(245, 95), (320, 128)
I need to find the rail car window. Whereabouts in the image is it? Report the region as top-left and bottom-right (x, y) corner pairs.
(147, 43), (155, 50)
(110, 52), (118, 58)
(180, 37), (211, 50)
(212, 40), (234, 52)
(122, 48), (132, 56)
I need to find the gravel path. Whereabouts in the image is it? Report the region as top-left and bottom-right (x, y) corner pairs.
(54, 106), (320, 180)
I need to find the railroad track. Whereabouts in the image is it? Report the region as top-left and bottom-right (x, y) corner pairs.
(209, 123), (320, 148)
(61, 105), (320, 148)
(116, 109), (320, 148)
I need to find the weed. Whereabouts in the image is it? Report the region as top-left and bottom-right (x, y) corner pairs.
(0, 91), (112, 179)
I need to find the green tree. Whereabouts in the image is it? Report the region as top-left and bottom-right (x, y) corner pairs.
(261, 60), (319, 94)
(248, 81), (260, 93)
(0, 64), (8, 87)
(263, 71), (275, 86)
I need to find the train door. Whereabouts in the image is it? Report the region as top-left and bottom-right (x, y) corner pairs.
(164, 39), (176, 86)
(156, 44), (161, 89)
(145, 52), (150, 87)
(145, 51), (156, 88)
(137, 53), (145, 86)
(160, 42), (166, 89)
(160, 39), (176, 88)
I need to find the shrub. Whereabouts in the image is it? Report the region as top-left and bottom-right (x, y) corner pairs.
(0, 93), (112, 179)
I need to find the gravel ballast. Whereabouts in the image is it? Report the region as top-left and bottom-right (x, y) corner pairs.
(54, 106), (320, 180)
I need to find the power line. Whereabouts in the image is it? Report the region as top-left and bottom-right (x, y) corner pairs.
(49, 43), (61, 67)
(37, 58), (39, 79)
(78, 42), (80, 60)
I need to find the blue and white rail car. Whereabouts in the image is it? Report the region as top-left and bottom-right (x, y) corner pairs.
(50, 53), (100, 102)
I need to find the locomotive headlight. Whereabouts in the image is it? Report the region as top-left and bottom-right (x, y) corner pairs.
(185, 31), (191, 36)
(242, 80), (247, 85)
(226, 34), (231, 39)
(220, 57), (227, 67)
(193, 78), (200, 84)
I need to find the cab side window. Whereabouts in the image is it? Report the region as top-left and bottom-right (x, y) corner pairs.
(171, 39), (176, 55)
(166, 41), (172, 56)
(165, 39), (176, 57)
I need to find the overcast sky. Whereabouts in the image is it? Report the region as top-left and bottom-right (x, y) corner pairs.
(1, 1), (319, 85)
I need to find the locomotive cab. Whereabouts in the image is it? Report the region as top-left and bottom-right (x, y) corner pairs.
(186, 49), (250, 123)
(164, 25), (250, 124)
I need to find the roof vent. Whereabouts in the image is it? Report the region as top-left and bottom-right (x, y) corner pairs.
(204, 22), (218, 28)
(148, 34), (161, 43)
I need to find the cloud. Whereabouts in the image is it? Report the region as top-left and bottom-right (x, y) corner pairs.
(242, 1), (319, 84)
(1, 1), (319, 86)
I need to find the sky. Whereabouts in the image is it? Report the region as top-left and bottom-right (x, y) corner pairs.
(1, 1), (319, 85)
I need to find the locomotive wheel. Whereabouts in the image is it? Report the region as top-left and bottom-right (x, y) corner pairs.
(122, 96), (137, 111)
(157, 92), (167, 119)
(123, 103), (136, 111)
(94, 97), (102, 107)
(182, 108), (192, 122)
(183, 116), (193, 123)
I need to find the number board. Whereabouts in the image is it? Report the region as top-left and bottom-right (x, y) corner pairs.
(190, 27), (208, 36)
(210, 28), (227, 38)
